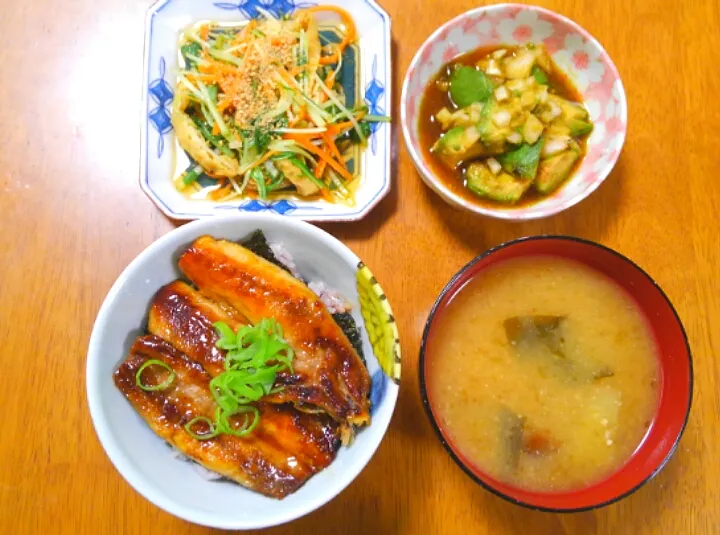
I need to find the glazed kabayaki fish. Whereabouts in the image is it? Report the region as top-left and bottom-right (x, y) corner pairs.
(177, 236), (371, 427)
(148, 280), (246, 377)
(114, 336), (340, 499)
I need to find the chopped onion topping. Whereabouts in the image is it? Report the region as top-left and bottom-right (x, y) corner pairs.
(542, 136), (570, 157)
(506, 131), (523, 144)
(494, 86), (510, 102)
(492, 110), (511, 127)
(487, 157), (502, 175)
(486, 59), (503, 76)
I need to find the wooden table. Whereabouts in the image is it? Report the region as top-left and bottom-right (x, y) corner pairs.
(1, 0), (718, 533)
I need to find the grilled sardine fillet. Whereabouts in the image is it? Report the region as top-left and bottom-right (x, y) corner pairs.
(177, 236), (371, 426)
(114, 335), (340, 499)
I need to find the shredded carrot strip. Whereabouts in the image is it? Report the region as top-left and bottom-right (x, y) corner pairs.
(216, 97), (233, 113)
(319, 54), (339, 65)
(326, 121), (354, 136)
(231, 20), (255, 45)
(314, 160), (327, 178)
(289, 109), (308, 127)
(320, 188), (334, 202)
(199, 24), (210, 41)
(208, 184), (234, 200)
(212, 123), (221, 136)
(323, 132), (343, 164)
(243, 151), (278, 173)
(303, 6), (357, 51)
(286, 135), (353, 182)
(325, 71), (337, 88)
(187, 73), (218, 83)
(198, 61), (236, 76)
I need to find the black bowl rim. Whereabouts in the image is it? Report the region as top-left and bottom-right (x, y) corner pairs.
(418, 234), (694, 513)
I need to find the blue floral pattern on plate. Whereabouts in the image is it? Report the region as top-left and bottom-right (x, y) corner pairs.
(364, 56), (386, 155)
(213, 0), (314, 18)
(369, 369), (387, 415)
(148, 58), (174, 158)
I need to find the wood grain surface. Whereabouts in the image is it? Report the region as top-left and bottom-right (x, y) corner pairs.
(0, 0), (718, 533)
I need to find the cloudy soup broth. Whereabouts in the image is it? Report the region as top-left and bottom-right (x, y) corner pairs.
(427, 256), (660, 492)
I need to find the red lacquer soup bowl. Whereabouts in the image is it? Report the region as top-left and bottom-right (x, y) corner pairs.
(419, 236), (693, 512)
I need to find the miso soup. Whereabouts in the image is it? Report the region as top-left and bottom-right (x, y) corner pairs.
(426, 256), (660, 492)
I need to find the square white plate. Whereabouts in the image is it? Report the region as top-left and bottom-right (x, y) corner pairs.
(141, 0), (392, 221)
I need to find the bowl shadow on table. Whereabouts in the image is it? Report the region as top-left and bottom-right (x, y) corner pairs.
(464, 444), (685, 535)
(422, 155), (627, 253)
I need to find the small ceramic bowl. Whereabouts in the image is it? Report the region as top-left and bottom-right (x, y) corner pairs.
(419, 236), (692, 511)
(401, 4), (627, 220)
(87, 213), (401, 529)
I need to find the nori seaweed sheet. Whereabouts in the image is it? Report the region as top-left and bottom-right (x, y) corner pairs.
(332, 312), (365, 362)
(239, 229), (292, 274)
(240, 229), (365, 363)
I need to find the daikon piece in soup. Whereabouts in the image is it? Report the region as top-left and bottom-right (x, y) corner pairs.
(426, 256), (660, 492)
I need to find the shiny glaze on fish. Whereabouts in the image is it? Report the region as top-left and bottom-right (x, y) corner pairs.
(177, 236), (371, 426)
(148, 280), (246, 376)
(114, 335), (340, 499)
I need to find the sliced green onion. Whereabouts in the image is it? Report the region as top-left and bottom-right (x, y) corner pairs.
(313, 72), (365, 143)
(275, 72), (331, 124)
(273, 127), (328, 134)
(135, 359), (176, 391)
(328, 168), (349, 196)
(268, 140), (317, 162)
(298, 29), (308, 66)
(236, 172), (251, 195)
(363, 115), (391, 123)
(182, 164), (203, 186)
(250, 167), (268, 199)
(216, 406), (260, 437)
(287, 156), (328, 190)
(266, 89), (293, 118)
(207, 48), (243, 67)
(183, 319), (294, 440)
(190, 116), (234, 157)
(185, 28), (207, 47)
(183, 54), (209, 67)
(184, 416), (219, 441)
(196, 80), (230, 136)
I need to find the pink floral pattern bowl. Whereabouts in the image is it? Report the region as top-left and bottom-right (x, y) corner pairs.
(400, 4), (627, 220)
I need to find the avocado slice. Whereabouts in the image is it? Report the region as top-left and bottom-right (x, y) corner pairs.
(432, 125), (489, 168)
(548, 95), (589, 122)
(433, 126), (481, 155)
(498, 139), (544, 180)
(450, 66), (494, 108)
(476, 99), (510, 150)
(466, 163), (532, 203)
(534, 150), (580, 194)
(568, 119), (594, 137)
